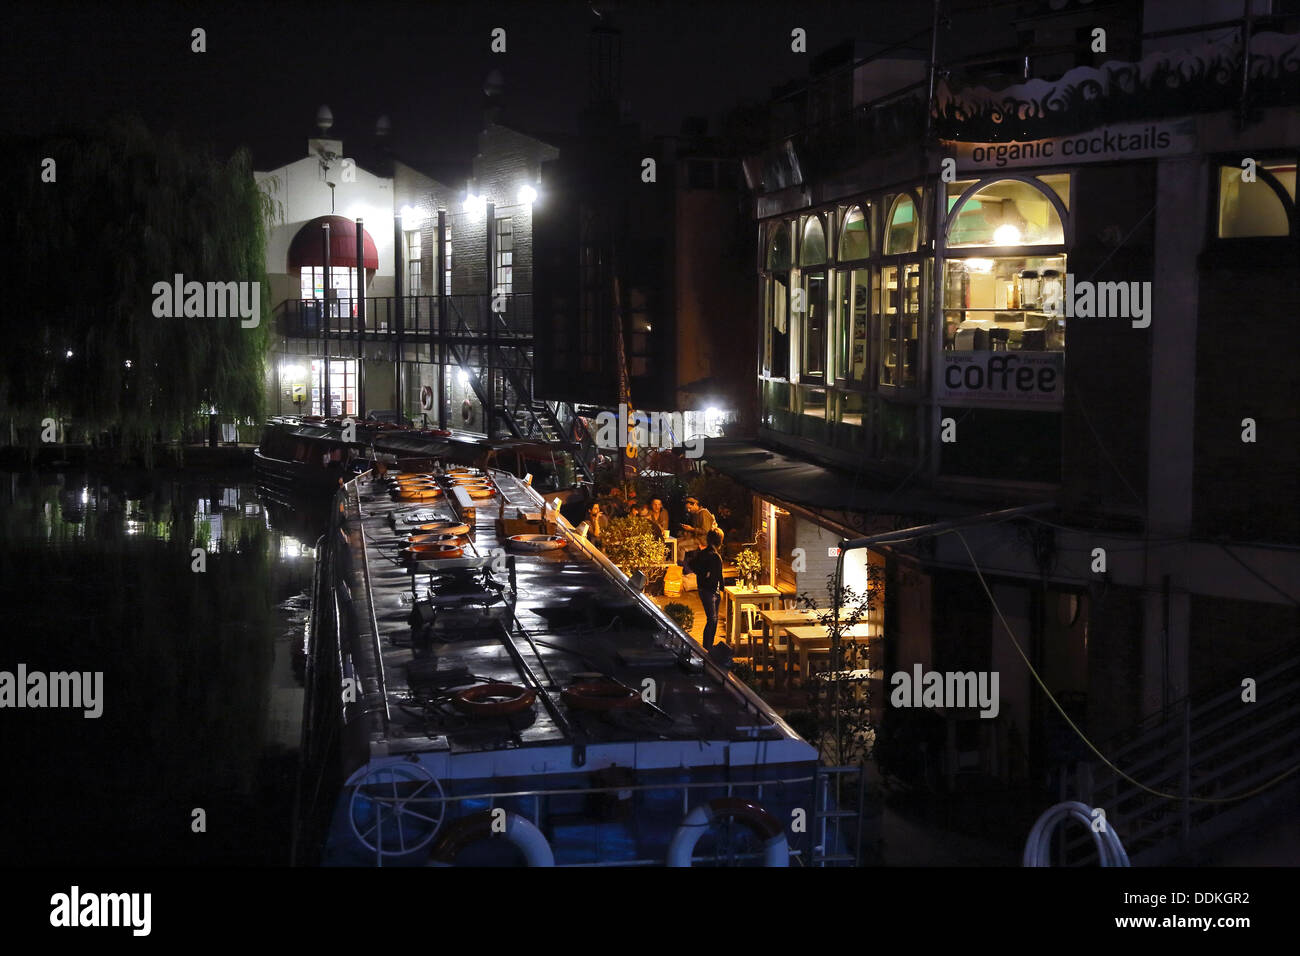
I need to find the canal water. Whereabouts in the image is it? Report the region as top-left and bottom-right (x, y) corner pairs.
(0, 469), (324, 865)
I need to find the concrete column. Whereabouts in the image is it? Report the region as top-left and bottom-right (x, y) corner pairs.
(1142, 156), (1207, 715)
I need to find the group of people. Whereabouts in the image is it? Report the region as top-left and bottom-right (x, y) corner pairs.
(580, 488), (730, 660)
(583, 494), (671, 550)
(582, 491), (722, 555)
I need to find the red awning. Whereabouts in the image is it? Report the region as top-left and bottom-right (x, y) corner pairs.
(288, 215), (380, 270)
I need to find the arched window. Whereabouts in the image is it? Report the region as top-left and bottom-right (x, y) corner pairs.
(946, 179), (1065, 248)
(799, 215), (829, 382)
(765, 222), (793, 380)
(885, 195), (918, 254)
(800, 216), (827, 266)
(839, 205), (871, 260)
(768, 223), (792, 270)
(1217, 163), (1295, 237)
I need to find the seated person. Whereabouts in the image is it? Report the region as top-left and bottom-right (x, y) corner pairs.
(648, 497), (671, 535)
(584, 503), (608, 548)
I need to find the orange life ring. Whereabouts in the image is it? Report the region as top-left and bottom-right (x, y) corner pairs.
(404, 543), (463, 560)
(450, 683), (537, 717)
(561, 679), (642, 711)
(414, 522), (470, 535)
(398, 488), (444, 501)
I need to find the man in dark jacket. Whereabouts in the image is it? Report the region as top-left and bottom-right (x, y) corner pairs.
(687, 529), (725, 654)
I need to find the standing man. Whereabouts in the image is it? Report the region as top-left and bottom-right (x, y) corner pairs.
(688, 530), (726, 656)
(679, 496), (718, 553)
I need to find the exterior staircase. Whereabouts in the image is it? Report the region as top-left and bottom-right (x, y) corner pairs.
(1061, 645), (1300, 864)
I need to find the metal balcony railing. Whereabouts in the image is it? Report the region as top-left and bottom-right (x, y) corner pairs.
(276, 294), (534, 341)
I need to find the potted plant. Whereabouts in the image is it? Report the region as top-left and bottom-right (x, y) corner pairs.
(601, 515), (669, 588)
(734, 548), (762, 588)
(662, 602), (695, 633)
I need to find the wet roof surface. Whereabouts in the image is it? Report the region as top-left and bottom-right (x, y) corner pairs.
(353, 469), (790, 756)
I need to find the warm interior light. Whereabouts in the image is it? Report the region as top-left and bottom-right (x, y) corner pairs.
(993, 224), (1022, 245)
(964, 258), (995, 273)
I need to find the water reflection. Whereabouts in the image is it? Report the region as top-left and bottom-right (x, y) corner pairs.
(0, 470), (324, 865)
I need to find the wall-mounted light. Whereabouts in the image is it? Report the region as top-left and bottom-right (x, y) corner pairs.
(517, 184), (537, 205)
(400, 204), (419, 227)
(462, 193), (486, 219)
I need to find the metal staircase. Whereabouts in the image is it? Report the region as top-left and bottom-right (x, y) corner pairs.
(1061, 645), (1300, 865)
(446, 295), (594, 482)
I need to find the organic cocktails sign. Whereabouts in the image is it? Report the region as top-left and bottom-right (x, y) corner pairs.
(942, 118), (1196, 172)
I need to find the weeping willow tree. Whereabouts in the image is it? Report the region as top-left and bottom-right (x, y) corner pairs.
(2, 115), (276, 460)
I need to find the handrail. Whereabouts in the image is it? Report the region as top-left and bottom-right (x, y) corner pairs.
(1064, 648), (1300, 863)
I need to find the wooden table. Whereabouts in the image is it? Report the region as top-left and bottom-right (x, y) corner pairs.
(757, 608), (825, 686)
(785, 622), (881, 684)
(723, 584), (782, 645)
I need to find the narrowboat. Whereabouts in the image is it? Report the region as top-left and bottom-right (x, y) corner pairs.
(291, 462), (835, 867)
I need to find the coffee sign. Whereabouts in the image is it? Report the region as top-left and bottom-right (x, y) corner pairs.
(939, 351), (1064, 407)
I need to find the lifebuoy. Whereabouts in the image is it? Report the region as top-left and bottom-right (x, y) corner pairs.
(666, 798), (789, 867)
(561, 678), (642, 711)
(450, 683), (537, 717)
(429, 810), (554, 866)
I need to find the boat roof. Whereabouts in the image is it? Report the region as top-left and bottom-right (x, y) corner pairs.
(262, 416), (566, 462)
(336, 466), (811, 766)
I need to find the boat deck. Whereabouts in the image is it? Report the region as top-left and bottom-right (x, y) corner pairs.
(351, 468), (792, 757)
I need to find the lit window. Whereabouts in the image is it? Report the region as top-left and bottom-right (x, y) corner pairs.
(946, 179), (1065, 248)
(495, 217), (514, 294)
(1217, 162), (1295, 238)
(885, 195), (918, 254)
(840, 205), (870, 260)
(405, 230), (421, 294)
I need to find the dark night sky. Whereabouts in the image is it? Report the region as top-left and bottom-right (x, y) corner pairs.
(1, 0), (933, 169)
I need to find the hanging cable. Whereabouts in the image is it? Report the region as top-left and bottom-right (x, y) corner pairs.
(951, 528), (1300, 804)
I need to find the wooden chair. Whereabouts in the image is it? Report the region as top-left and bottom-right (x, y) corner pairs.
(731, 604), (760, 665)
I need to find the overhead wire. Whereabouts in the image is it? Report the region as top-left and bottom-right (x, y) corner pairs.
(951, 528), (1300, 804)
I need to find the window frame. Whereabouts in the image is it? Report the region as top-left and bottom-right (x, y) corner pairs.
(1208, 152), (1297, 242)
